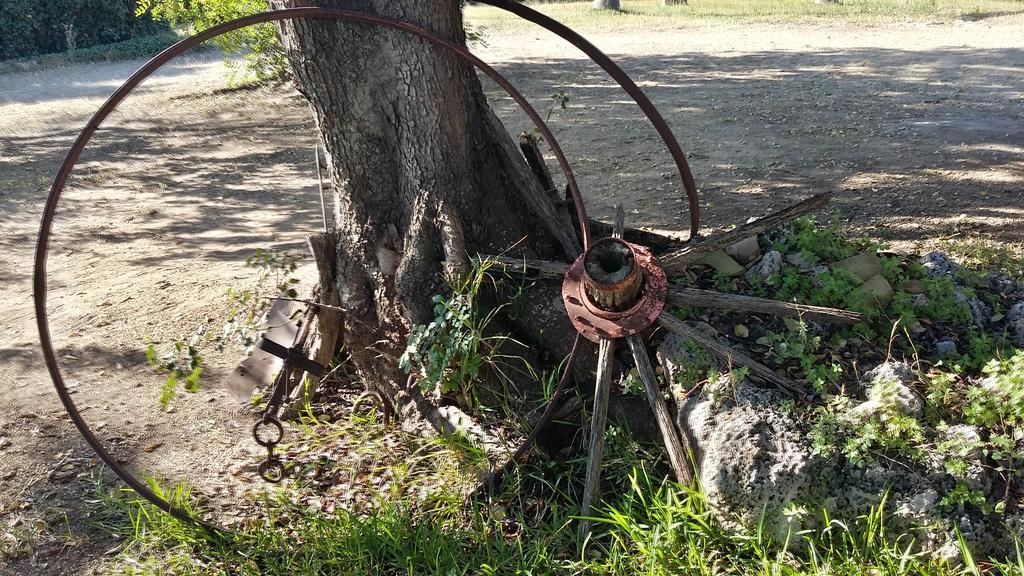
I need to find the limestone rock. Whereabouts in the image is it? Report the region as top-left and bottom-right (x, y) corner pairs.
(862, 361), (923, 418)
(834, 252), (884, 281)
(673, 372), (1018, 563)
(677, 382), (822, 543)
(920, 251), (961, 278)
(1005, 301), (1024, 346)
(852, 274), (895, 308)
(745, 250), (783, 282)
(726, 236), (761, 265)
(702, 250), (745, 277)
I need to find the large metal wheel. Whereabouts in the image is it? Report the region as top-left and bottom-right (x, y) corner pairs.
(35, 4), (701, 531)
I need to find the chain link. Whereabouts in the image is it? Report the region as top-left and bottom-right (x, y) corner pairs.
(253, 415), (285, 483)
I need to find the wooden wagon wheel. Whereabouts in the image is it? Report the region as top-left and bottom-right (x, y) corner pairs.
(34, 3), (705, 531)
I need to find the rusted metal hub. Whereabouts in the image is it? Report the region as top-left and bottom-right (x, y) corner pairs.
(563, 238), (667, 343)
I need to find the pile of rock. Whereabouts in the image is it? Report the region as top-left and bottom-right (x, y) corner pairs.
(659, 240), (1024, 563)
(673, 361), (1021, 563)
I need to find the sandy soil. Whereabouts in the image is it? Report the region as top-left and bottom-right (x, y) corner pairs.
(1, 15), (1022, 574)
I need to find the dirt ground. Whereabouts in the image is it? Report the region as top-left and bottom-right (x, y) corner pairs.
(1, 15), (1022, 574)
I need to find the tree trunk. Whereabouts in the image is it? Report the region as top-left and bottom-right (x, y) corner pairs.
(593, 0), (621, 9)
(272, 0), (578, 425)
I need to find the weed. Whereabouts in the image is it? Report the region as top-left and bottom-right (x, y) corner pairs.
(809, 379), (925, 467)
(399, 256), (525, 396)
(758, 320), (842, 395)
(939, 482), (990, 513)
(145, 330), (204, 409)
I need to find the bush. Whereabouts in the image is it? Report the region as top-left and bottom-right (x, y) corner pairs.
(0, 0), (168, 61)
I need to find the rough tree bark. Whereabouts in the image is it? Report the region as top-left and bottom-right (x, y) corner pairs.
(272, 0), (579, 427)
(593, 0), (621, 9)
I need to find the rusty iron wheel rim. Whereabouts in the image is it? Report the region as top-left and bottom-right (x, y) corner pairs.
(34, 3), (701, 531)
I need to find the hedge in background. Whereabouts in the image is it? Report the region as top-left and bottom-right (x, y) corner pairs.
(0, 0), (168, 61)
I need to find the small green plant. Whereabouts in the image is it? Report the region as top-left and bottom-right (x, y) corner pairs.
(775, 215), (869, 263)
(703, 366), (750, 407)
(810, 378), (926, 466)
(961, 350), (1024, 483)
(221, 248), (302, 352)
(399, 257), (522, 396)
(145, 329), (205, 409)
(939, 481), (990, 512)
(758, 321), (842, 395)
(662, 338), (715, 393)
(548, 89), (570, 118)
(531, 88), (572, 138)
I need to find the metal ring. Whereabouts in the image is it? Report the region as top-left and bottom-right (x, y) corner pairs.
(257, 459), (286, 483)
(34, 8), (591, 532)
(483, 0), (701, 237)
(252, 418), (284, 448)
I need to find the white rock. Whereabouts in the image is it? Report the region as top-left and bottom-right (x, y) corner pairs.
(896, 489), (939, 522)
(863, 361), (923, 418)
(920, 251), (961, 278)
(745, 250), (783, 282)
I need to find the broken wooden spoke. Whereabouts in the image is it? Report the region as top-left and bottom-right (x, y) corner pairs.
(658, 312), (807, 398)
(660, 192), (833, 274)
(627, 334), (695, 486)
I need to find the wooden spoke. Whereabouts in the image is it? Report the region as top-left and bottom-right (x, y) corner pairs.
(658, 312), (807, 398)
(487, 255), (567, 280)
(627, 334), (695, 486)
(660, 192), (833, 274)
(578, 337), (617, 544)
(668, 287), (864, 325)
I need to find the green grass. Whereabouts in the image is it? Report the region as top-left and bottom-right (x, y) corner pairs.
(466, 0), (1024, 31)
(93, 465), (1024, 575)
(945, 237), (1024, 281)
(89, 408), (1024, 575)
